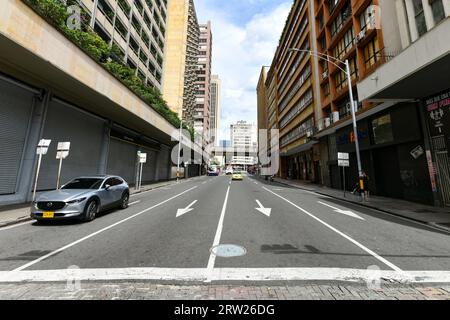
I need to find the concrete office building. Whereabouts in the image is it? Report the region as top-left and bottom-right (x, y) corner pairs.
(194, 22), (213, 139)
(162, 0), (200, 122)
(210, 75), (221, 145)
(87, 0), (168, 89)
(230, 121), (257, 166)
(258, 0), (450, 206)
(264, 0), (320, 182)
(0, 0), (201, 206)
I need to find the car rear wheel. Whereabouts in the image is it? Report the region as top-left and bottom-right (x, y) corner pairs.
(83, 200), (98, 222)
(119, 192), (129, 209)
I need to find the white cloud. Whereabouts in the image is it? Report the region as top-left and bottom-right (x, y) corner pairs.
(195, 1), (291, 141)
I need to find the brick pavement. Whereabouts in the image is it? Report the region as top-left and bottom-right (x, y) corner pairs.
(0, 282), (449, 300)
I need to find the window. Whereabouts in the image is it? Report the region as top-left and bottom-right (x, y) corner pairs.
(372, 114), (394, 144)
(363, 36), (380, 68)
(412, 0), (427, 36)
(430, 0), (445, 24)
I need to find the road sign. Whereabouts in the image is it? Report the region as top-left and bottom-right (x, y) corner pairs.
(56, 142), (71, 160)
(338, 159), (350, 167)
(139, 153), (147, 163)
(36, 139), (51, 155)
(338, 152), (349, 160)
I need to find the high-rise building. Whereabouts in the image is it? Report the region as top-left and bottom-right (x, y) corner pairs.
(264, 0), (319, 182)
(210, 75), (222, 145)
(257, 67), (269, 158)
(84, 0), (168, 90)
(162, 0), (200, 121)
(193, 22), (213, 138)
(259, 0), (450, 206)
(230, 121), (257, 165)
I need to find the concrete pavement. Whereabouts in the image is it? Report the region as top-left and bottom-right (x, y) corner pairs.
(0, 174), (449, 299)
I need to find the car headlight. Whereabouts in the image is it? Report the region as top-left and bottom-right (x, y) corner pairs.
(67, 197), (86, 204)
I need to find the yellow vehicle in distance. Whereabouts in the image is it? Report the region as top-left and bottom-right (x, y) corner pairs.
(232, 170), (243, 181)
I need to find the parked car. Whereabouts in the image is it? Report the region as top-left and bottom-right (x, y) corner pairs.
(31, 175), (130, 222)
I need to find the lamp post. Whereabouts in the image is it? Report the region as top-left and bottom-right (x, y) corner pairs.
(287, 48), (364, 187)
(177, 118), (183, 183)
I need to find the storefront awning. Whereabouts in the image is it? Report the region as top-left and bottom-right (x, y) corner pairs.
(280, 140), (318, 157)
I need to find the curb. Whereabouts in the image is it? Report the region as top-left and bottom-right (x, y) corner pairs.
(0, 217), (33, 229)
(269, 178), (450, 234)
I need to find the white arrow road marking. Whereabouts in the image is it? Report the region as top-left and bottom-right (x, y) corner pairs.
(176, 200), (198, 217)
(255, 200), (271, 217)
(128, 200), (141, 206)
(263, 187), (405, 274)
(318, 201), (365, 220)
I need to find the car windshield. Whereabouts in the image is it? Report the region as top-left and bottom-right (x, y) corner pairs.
(61, 178), (104, 190)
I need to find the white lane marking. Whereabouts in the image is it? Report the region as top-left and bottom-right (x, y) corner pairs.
(318, 201), (365, 220)
(2, 268), (449, 283)
(128, 200), (141, 206)
(0, 220), (33, 231)
(202, 181), (207, 185)
(262, 187), (405, 273)
(10, 186), (198, 272)
(205, 185), (231, 282)
(176, 200), (198, 218)
(255, 200), (271, 217)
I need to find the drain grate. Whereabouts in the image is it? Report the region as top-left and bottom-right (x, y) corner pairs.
(211, 244), (247, 258)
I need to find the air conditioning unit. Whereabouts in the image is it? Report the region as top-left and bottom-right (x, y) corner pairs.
(356, 29), (366, 43)
(322, 70), (328, 79)
(324, 117), (331, 127)
(317, 120), (324, 131)
(306, 130), (313, 138)
(333, 111), (340, 123)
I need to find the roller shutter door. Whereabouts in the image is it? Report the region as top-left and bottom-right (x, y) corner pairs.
(38, 99), (105, 190)
(107, 138), (139, 185)
(0, 79), (34, 195)
(139, 147), (157, 184)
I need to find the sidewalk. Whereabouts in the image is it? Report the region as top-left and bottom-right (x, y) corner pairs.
(268, 177), (450, 232)
(0, 177), (202, 228)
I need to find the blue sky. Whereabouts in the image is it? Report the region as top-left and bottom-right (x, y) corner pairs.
(195, 0), (291, 141)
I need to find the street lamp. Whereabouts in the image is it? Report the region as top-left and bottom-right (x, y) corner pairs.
(287, 48), (364, 187)
(177, 97), (187, 183)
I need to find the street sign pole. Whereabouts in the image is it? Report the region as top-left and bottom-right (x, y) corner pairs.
(56, 142), (71, 189)
(343, 166), (346, 198)
(32, 153), (43, 202)
(139, 162), (143, 191)
(56, 157), (63, 190)
(33, 139), (51, 201)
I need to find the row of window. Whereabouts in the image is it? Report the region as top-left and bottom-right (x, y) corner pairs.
(279, 89), (313, 129)
(280, 117), (314, 147)
(278, 64), (312, 113)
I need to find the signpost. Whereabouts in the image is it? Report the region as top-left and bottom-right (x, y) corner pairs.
(136, 152), (147, 191)
(338, 152), (350, 197)
(56, 142), (71, 189)
(33, 139), (51, 201)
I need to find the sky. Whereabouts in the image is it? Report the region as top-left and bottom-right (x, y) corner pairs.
(195, 0), (292, 142)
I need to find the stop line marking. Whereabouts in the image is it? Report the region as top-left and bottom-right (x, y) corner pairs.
(1, 267), (449, 283)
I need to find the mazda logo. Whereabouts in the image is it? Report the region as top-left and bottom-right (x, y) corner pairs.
(47, 202), (53, 208)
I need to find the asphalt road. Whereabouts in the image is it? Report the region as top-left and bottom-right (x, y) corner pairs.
(0, 174), (449, 285)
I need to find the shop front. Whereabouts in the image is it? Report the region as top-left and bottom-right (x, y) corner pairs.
(424, 89), (450, 207)
(335, 102), (433, 205)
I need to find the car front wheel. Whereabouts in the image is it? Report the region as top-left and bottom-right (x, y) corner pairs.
(120, 192), (129, 209)
(83, 200), (98, 222)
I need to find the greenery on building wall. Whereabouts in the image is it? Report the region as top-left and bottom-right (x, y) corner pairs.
(23, 0), (194, 140)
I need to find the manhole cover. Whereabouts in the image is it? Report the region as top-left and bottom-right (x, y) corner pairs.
(211, 244), (247, 257)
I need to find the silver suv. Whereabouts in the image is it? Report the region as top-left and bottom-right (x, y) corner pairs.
(31, 176), (130, 222)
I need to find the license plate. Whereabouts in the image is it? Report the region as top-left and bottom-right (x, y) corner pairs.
(42, 212), (54, 218)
